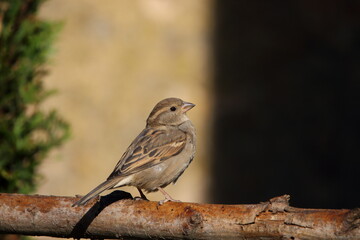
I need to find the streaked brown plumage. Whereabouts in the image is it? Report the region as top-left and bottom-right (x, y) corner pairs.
(72, 98), (196, 206)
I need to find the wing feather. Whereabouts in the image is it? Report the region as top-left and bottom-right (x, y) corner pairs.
(107, 127), (186, 179)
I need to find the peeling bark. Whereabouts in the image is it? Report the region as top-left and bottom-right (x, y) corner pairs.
(0, 192), (358, 239)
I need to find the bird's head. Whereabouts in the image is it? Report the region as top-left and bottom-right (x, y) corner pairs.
(146, 98), (195, 127)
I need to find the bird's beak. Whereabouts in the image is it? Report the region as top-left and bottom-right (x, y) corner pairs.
(182, 101), (195, 113)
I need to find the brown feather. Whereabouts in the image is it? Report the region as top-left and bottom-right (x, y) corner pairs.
(73, 98), (195, 206)
(107, 127), (186, 179)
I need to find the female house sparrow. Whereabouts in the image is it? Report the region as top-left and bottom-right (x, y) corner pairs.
(73, 98), (196, 206)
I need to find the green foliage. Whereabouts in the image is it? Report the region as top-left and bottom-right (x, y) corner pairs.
(0, 0), (70, 194)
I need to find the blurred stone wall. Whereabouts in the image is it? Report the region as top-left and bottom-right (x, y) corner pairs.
(37, 0), (212, 210)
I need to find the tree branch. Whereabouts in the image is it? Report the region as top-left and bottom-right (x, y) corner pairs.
(0, 192), (358, 239)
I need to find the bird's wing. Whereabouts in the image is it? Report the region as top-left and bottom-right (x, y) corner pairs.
(107, 127), (186, 179)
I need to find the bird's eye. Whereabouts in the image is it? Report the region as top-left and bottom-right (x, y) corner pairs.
(170, 106), (177, 111)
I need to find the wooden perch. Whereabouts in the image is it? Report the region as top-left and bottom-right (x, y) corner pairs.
(0, 192), (359, 239)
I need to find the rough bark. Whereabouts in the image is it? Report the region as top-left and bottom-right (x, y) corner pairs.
(0, 192), (358, 239)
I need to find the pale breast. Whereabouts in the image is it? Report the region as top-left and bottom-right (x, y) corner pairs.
(130, 122), (196, 192)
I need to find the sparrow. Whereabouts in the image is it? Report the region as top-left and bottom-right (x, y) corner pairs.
(72, 97), (196, 206)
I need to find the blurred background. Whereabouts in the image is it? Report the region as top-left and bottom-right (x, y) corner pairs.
(34, 0), (360, 218)
(37, 0), (212, 204)
(210, 1), (360, 209)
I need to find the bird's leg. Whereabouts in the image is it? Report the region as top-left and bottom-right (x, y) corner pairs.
(158, 187), (180, 205)
(135, 187), (148, 200)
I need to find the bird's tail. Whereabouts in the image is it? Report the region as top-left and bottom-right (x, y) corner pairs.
(72, 178), (121, 207)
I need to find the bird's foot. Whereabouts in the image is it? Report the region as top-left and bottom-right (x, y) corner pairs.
(158, 198), (181, 205)
(135, 187), (149, 201)
(134, 196), (149, 201)
(157, 187), (181, 205)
